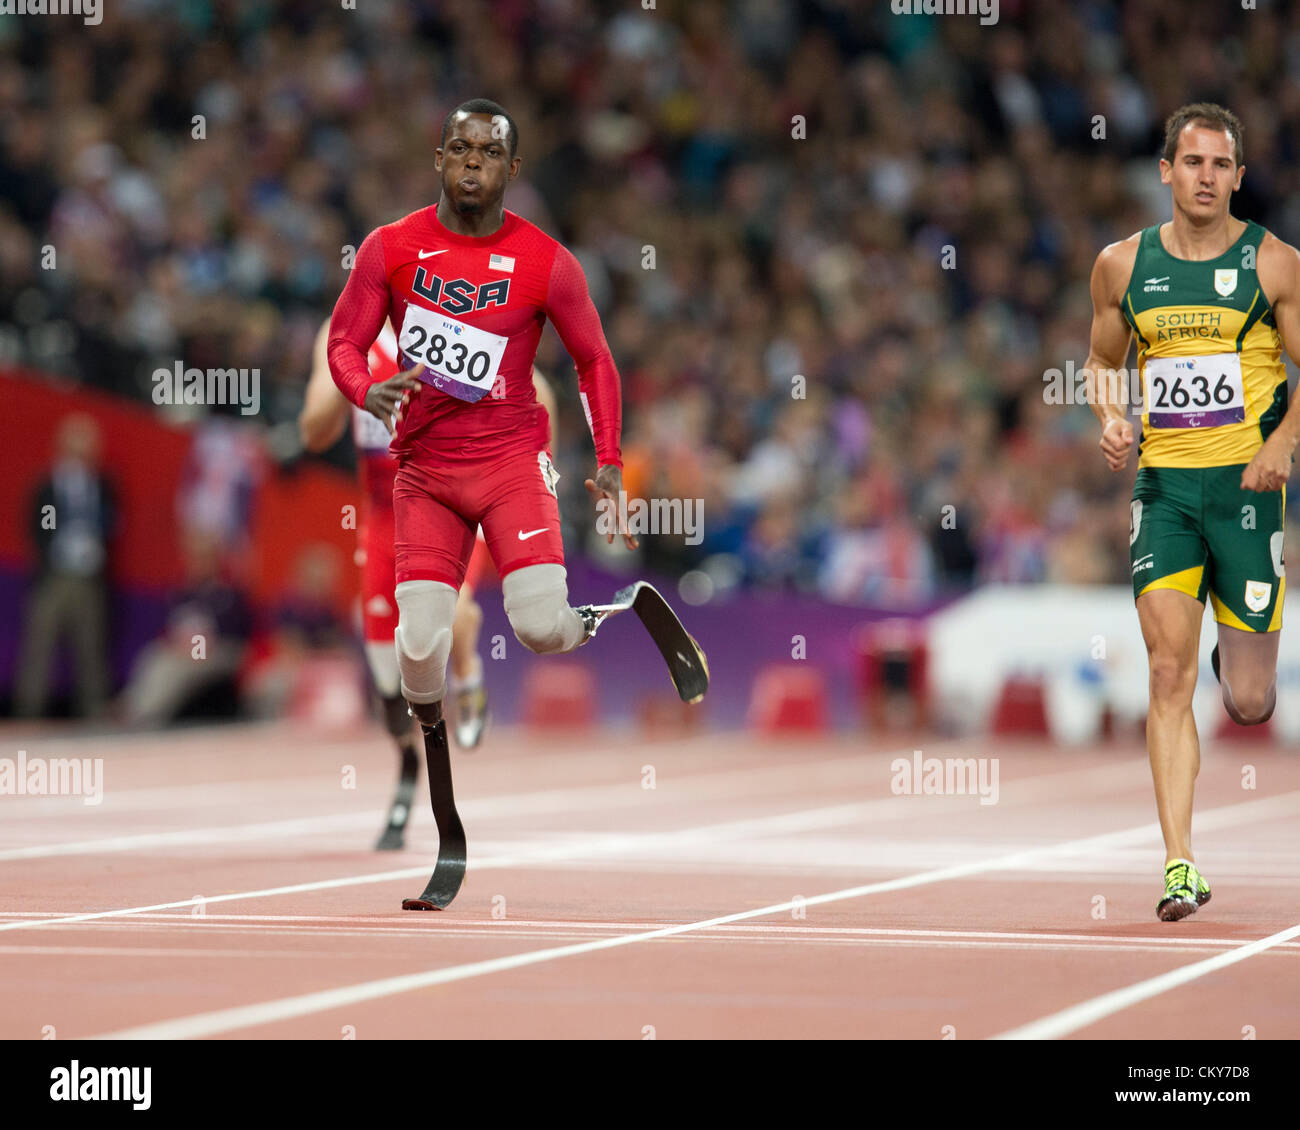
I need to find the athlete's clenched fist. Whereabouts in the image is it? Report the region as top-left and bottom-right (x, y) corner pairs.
(1099, 416), (1134, 471)
(1241, 433), (1294, 492)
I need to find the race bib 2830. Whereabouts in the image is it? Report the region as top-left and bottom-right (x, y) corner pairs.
(398, 303), (508, 404)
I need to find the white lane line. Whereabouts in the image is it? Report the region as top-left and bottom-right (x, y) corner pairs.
(994, 919), (1300, 1039)
(9, 911), (1300, 953)
(93, 788), (1300, 1040)
(0, 802), (944, 935)
(91, 876), (1100, 1040)
(0, 757), (1154, 935)
(0, 808), (910, 935)
(61, 910), (1300, 946)
(5, 936), (1290, 959)
(11, 913), (1300, 956)
(5, 772), (1295, 936)
(19, 923), (1299, 958)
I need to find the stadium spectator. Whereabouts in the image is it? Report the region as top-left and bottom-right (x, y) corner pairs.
(14, 414), (117, 718)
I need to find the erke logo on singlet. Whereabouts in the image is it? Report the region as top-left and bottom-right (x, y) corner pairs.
(1143, 276), (1170, 293)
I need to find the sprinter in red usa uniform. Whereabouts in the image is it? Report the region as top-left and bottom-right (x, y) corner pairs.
(303, 303), (559, 851)
(327, 98), (635, 754)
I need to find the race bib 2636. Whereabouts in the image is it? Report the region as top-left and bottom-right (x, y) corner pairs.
(1144, 353), (1245, 429)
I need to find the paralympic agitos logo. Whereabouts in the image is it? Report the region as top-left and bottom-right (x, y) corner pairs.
(411, 268), (511, 316)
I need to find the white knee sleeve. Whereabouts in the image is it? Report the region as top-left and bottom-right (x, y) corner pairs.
(394, 580), (458, 703)
(502, 563), (585, 655)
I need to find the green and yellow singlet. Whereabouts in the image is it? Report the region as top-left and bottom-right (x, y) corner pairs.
(1123, 220), (1286, 469)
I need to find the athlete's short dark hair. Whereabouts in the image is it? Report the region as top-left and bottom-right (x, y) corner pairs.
(1162, 102), (1244, 168)
(441, 99), (518, 157)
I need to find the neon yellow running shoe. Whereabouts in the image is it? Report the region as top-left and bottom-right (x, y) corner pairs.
(1157, 859), (1211, 922)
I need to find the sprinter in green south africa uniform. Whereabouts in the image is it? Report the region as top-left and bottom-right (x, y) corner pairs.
(1084, 103), (1300, 921)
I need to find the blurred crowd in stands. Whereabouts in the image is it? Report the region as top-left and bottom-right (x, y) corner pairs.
(4, 0), (1300, 612)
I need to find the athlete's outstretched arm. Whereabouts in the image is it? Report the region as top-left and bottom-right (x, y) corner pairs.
(300, 319), (351, 452)
(328, 229), (420, 426)
(1085, 236), (1139, 471)
(1245, 234), (1300, 492)
(543, 246), (622, 469)
(543, 246), (636, 549)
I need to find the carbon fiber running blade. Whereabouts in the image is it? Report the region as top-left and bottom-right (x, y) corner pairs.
(621, 582), (710, 704)
(401, 811), (465, 910)
(402, 720), (466, 910)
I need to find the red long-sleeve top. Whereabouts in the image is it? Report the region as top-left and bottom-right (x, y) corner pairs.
(328, 205), (621, 469)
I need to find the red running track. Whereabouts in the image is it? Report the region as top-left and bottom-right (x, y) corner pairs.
(1, 720), (1297, 1040)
